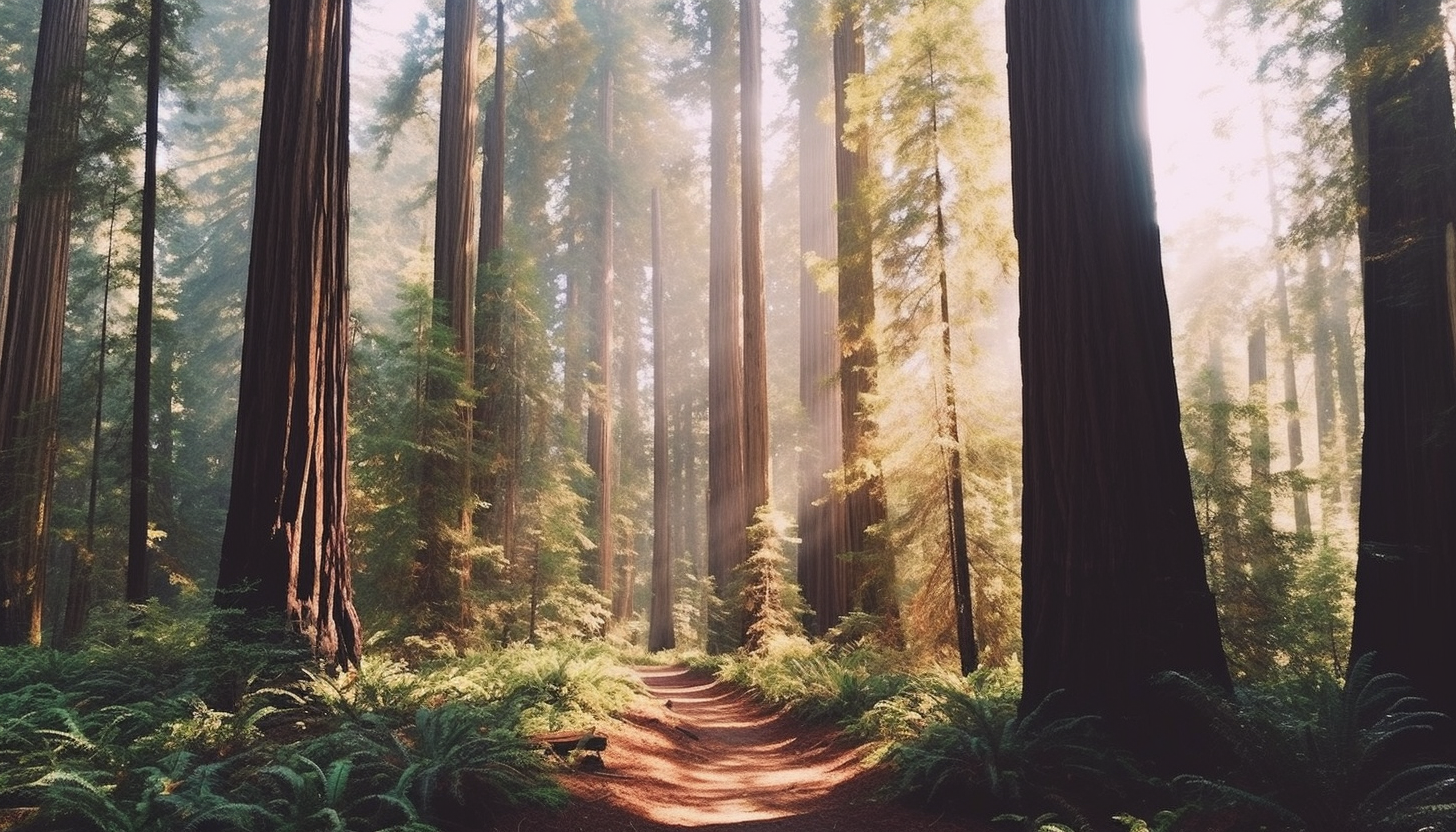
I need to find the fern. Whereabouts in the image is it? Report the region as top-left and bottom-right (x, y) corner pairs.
(1164, 655), (1456, 831)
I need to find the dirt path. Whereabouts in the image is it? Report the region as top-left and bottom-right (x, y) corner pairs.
(492, 665), (988, 831)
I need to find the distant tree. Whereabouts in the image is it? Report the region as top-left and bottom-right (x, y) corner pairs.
(0, 0), (91, 646)
(412, 0), (480, 635)
(128, 0), (164, 605)
(649, 187), (675, 651)
(790, 0), (848, 635)
(1344, 0), (1456, 719)
(739, 0), (768, 520)
(585, 0), (616, 609)
(705, 0), (745, 646)
(214, 0), (360, 669)
(833, 2), (892, 616)
(1007, 0), (1231, 722)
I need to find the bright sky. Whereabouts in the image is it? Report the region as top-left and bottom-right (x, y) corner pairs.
(350, 0), (1273, 269)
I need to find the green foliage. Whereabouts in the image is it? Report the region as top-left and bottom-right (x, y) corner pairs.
(738, 509), (806, 653)
(716, 637), (913, 729)
(0, 612), (655, 831)
(1162, 655), (1456, 832)
(874, 675), (1136, 827)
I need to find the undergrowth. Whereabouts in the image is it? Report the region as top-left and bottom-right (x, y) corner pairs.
(0, 599), (642, 831)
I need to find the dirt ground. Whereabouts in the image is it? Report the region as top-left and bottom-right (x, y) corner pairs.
(490, 665), (992, 831)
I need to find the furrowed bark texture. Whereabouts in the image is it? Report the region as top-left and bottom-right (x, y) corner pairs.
(706, 0), (746, 635)
(215, 0), (361, 669)
(795, 6), (849, 635)
(0, 0), (90, 646)
(833, 5), (891, 615)
(1346, 0), (1456, 718)
(740, 0), (769, 521)
(1007, 0), (1230, 717)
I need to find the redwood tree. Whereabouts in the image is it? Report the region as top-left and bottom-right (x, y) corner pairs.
(215, 0), (361, 669)
(649, 187), (675, 651)
(833, 3), (891, 615)
(740, 0), (769, 520)
(0, 0), (90, 646)
(1345, 0), (1456, 719)
(586, 2), (616, 607)
(1007, 0), (1230, 718)
(705, 0), (746, 639)
(793, 0), (848, 635)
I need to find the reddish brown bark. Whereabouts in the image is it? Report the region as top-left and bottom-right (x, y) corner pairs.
(586, 10), (616, 608)
(0, 0), (90, 646)
(740, 0), (769, 522)
(649, 189), (675, 652)
(215, 0), (360, 669)
(1007, 0), (1230, 719)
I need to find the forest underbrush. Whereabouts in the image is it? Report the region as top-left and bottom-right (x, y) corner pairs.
(703, 633), (1456, 832)
(0, 598), (641, 832)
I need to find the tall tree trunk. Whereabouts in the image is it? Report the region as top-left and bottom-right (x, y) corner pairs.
(833, 4), (891, 616)
(705, 0), (745, 646)
(1248, 321), (1273, 517)
(129, 0), (164, 605)
(215, 0), (361, 670)
(476, 0), (516, 561)
(1007, 0), (1231, 725)
(1307, 249), (1341, 510)
(1327, 241), (1361, 503)
(1345, 0), (1456, 719)
(740, 0), (769, 521)
(649, 188), (675, 651)
(0, 0), (90, 646)
(413, 0), (480, 633)
(586, 9), (616, 608)
(794, 0), (848, 635)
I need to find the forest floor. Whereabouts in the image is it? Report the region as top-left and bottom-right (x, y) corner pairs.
(491, 665), (993, 832)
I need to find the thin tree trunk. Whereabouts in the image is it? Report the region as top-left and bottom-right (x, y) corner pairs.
(0, 0), (91, 646)
(128, 0), (164, 605)
(649, 189), (675, 651)
(214, 0), (360, 669)
(1308, 249), (1341, 510)
(740, 0), (769, 522)
(795, 0), (847, 635)
(705, 0), (745, 646)
(587, 8), (616, 608)
(1007, 0), (1231, 726)
(413, 0), (480, 633)
(1248, 322), (1272, 516)
(833, 4), (891, 615)
(1327, 241), (1361, 503)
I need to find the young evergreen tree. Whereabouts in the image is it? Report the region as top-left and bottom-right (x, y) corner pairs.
(1344, 0), (1456, 719)
(1007, 0), (1230, 723)
(214, 0), (360, 669)
(0, 0), (91, 646)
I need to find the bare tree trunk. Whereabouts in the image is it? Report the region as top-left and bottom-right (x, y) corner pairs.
(586, 7), (616, 608)
(0, 0), (90, 646)
(833, 4), (891, 616)
(705, 0), (745, 646)
(413, 0), (480, 634)
(1008, 0), (1230, 727)
(215, 0), (361, 670)
(649, 189), (675, 651)
(794, 0), (848, 635)
(740, 0), (769, 522)
(128, 0), (164, 605)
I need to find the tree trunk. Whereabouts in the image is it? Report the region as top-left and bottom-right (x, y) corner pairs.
(586, 9), (616, 608)
(1007, 0), (1231, 724)
(413, 0), (480, 633)
(1307, 249), (1341, 510)
(649, 188), (675, 651)
(476, 0), (516, 560)
(214, 0), (361, 670)
(794, 0), (848, 635)
(0, 0), (90, 646)
(705, 0), (745, 646)
(740, 0), (769, 522)
(1345, 0), (1456, 719)
(833, 4), (891, 616)
(128, 0), (164, 605)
